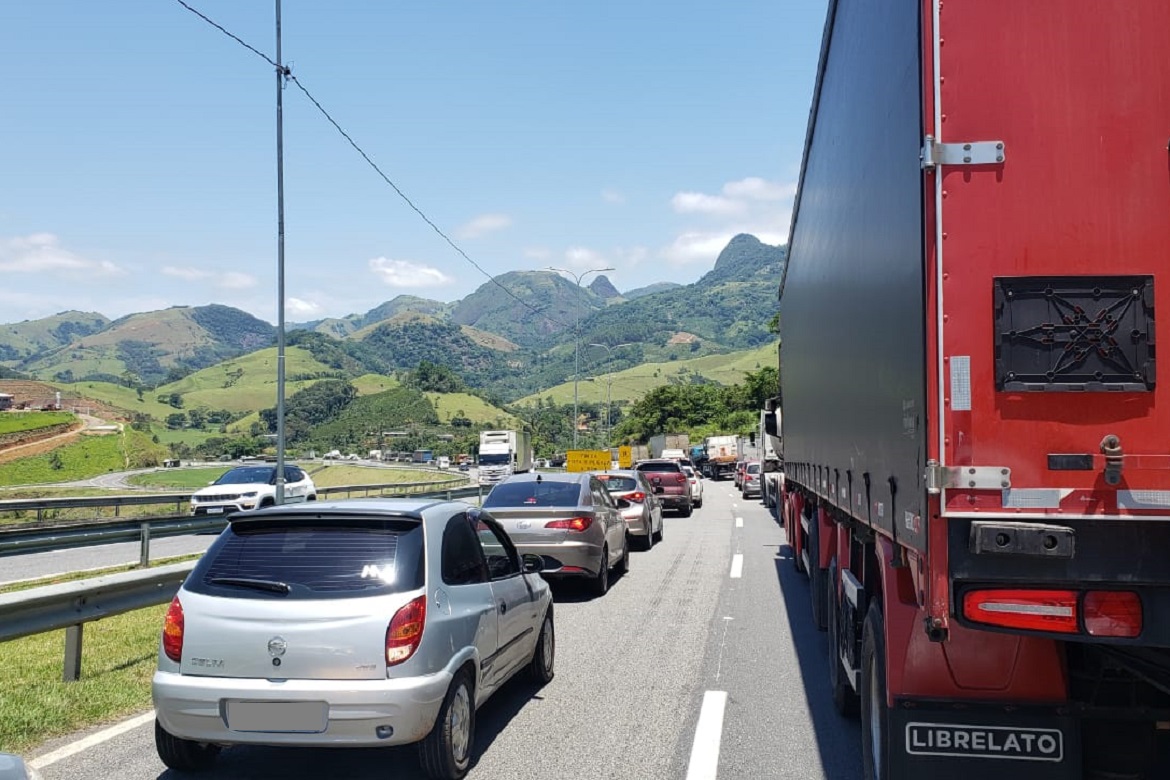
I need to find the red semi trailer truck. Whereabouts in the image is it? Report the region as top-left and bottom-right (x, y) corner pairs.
(778, 2), (1170, 778)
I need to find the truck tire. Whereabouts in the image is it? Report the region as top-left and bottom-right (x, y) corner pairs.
(827, 561), (860, 717)
(860, 602), (890, 780)
(808, 513), (828, 631)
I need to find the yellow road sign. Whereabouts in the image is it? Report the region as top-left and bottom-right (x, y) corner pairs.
(618, 446), (633, 469)
(566, 449), (611, 473)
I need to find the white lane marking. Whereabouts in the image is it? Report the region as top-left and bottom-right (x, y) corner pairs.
(735, 516), (743, 528)
(731, 503), (738, 509)
(686, 690), (729, 780)
(729, 554), (743, 579)
(30, 710), (155, 769)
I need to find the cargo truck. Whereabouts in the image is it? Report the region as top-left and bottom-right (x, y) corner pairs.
(759, 402), (782, 508)
(702, 435), (738, 480)
(649, 433), (690, 459)
(778, 2), (1170, 778)
(477, 430), (533, 486)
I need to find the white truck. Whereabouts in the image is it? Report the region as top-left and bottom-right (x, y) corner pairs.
(477, 430), (533, 486)
(759, 403), (783, 508)
(649, 433), (690, 460)
(702, 435), (738, 480)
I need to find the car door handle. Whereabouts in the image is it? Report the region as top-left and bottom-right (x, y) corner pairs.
(499, 600), (507, 614)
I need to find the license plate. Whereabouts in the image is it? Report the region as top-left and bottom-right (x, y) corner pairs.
(226, 700), (327, 733)
(204, 507), (224, 514)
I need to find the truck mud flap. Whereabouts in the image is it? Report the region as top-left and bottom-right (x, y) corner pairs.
(890, 703), (1079, 780)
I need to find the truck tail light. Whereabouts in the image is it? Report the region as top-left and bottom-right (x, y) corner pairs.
(386, 594), (427, 666)
(163, 596), (184, 662)
(546, 517), (593, 532)
(962, 589), (1078, 634)
(1084, 591), (1142, 638)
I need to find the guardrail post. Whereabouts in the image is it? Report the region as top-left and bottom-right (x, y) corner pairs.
(445, 489), (451, 501)
(63, 624), (83, 681)
(140, 522), (151, 567)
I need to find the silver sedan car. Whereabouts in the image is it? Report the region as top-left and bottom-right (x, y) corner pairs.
(481, 472), (630, 596)
(595, 470), (663, 549)
(152, 499), (554, 780)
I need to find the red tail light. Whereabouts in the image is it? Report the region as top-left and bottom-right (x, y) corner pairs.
(675, 473), (687, 484)
(386, 594), (427, 666)
(545, 516), (593, 532)
(626, 492), (646, 503)
(963, 589), (1078, 634)
(163, 596), (184, 662)
(1084, 591), (1142, 638)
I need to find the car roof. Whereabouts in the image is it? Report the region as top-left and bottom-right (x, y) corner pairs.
(594, 469), (639, 478)
(635, 459), (682, 466)
(229, 498), (459, 527)
(498, 471), (591, 484)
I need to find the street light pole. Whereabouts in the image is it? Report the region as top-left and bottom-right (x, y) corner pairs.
(588, 342), (633, 448)
(274, 0), (289, 504)
(549, 266), (613, 449)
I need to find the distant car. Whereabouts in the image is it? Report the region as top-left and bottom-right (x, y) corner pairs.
(682, 465), (703, 508)
(734, 460), (748, 489)
(458, 462), (471, 472)
(188, 465), (316, 516)
(153, 499), (554, 779)
(741, 461), (762, 498)
(481, 472), (630, 596)
(595, 470), (663, 549)
(634, 459), (693, 517)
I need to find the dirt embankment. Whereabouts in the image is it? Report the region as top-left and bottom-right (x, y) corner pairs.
(0, 422), (88, 465)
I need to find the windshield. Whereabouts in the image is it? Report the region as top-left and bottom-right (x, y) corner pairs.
(214, 466), (274, 485)
(747, 464), (760, 474)
(479, 453), (510, 465)
(597, 475), (639, 492)
(682, 467), (695, 477)
(636, 462), (680, 473)
(483, 480), (582, 508)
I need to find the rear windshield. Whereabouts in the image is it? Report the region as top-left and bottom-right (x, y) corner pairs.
(597, 475), (639, 492)
(747, 464), (761, 474)
(636, 462), (680, 473)
(187, 518), (424, 600)
(214, 466), (275, 485)
(482, 480), (583, 508)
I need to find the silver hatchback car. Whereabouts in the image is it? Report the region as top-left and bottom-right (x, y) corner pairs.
(482, 472), (630, 596)
(152, 499), (554, 779)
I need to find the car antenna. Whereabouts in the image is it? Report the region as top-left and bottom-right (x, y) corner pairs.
(536, 473), (543, 482)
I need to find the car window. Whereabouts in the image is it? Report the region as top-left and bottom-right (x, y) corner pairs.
(441, 513), (488, 586)
(597, 475), (638, 492)
(188, 517), (425, 600)
(284, 466), (305, 482)
(590, 480), (613, 508)
(682, 467), (695, 477)
(482, 480), (583, 508)
(747, 464), (761, 474)
(472, 515), (521, 580)
(215, 466), (275, 485)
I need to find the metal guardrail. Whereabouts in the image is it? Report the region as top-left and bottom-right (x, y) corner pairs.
(0, 482), (485, 681)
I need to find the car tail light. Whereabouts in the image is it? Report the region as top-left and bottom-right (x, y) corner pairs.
(545, 516), (593, 532)
(1084, 591), (1142, 638)
(962, 589), (1078, 634)
(626, 491), (646, 503)
(675, 473), (687, 484)
(163, 596), (184, 662)
(386, 594), (427, 666)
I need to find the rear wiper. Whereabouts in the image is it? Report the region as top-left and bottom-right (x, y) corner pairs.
(209, 577), (291, 595)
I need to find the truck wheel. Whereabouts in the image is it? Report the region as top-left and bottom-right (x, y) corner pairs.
(827, 561), (860, 717)
(860, 602), (890, 780)
(808, 514), (828, 630)
(789, 499), (805, 574)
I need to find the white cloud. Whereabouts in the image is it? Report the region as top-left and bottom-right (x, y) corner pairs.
(723, 177), (795, 201)
(671, 192), (745, 216)
(163, 266), (255, 290)
(369, 257), (453, 288)
(0, 233), (122, 276)
(286, 297), (322, 317)
(601, 189), (626, 204)
(663, 176), (798, 265)
(661, 232), (738, 265)
(455, 213), (512, 239)
(563, 246), (610, 271)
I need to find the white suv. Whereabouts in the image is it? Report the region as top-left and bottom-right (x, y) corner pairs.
(189, 464), (316, 516)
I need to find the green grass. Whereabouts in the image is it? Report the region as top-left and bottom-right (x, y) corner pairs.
(69, 381), (173, 420)
(351, 373), (401, 395)
(426, 392), (518, 426)
(152, 347), (339, 414)
(127, 464), (454, 490)
(0, 411), (74, 435)
(0, 603), (166, 754)
(516, 342), (778, 405)
(0, 434), (127, 486)
(127, 466), (235, 490)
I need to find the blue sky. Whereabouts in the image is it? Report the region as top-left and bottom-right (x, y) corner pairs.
(0, 1), (827, 324)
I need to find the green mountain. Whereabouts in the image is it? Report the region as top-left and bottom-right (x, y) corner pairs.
(17, 305), (274, 386)
(449, 270), (606, 348)
(355, 319), (515, 386)
(292, 295), (451, 338)
(623, 281), (681, 299)
(589, 274), (623, 301)
(0, 310), (110, 365)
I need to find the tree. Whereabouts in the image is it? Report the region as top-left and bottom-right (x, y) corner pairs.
(165, 412), (186, 430)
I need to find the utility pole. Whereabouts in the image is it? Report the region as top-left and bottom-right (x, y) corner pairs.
(549, 266), (613, 448)
(588, 342), (633, 448)
(274, 0), (290, 504)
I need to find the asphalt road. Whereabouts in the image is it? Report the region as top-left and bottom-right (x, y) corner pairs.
(25, 481), (864, 780)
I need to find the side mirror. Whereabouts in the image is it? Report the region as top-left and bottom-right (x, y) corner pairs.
(522, 554), (544, 574)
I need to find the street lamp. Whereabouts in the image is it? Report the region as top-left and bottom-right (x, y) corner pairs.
(588, 342), (633, 446)
(548, 265), (613, 448)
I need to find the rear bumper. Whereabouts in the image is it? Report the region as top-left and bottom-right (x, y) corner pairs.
(658, 494), (691, 510)
(512, 540), (605, 577)
(152, 668), (450, 748)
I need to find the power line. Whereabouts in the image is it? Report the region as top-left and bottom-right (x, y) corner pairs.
(172, 0), (569, 330)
